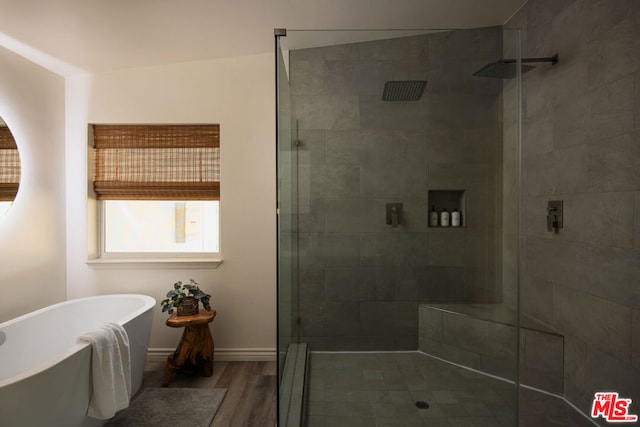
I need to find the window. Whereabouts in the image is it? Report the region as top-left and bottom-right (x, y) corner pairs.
(103, 200), (219, 254)
(92, 124), (220, 259)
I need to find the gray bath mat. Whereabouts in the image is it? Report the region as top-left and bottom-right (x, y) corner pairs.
(106, 387), (227, 427)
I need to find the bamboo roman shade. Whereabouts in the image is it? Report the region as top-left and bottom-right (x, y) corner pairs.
(0, 126), (20, 202)
(93, 124), (220, 200)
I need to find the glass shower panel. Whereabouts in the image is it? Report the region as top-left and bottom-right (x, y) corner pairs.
(276, 32), (293, 373)
(277, 27), (522, 425)
(276, 34), (307, 427)
(276, 34), (301, 426)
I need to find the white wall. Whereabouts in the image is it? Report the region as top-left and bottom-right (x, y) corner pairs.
(65, 53), (277, 356)
(0, 45), (67, 321)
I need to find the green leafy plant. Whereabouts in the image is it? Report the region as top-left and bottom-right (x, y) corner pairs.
(161, 279), (211, 314)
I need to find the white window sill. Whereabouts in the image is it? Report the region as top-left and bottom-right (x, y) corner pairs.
(85, 258), (223, 269)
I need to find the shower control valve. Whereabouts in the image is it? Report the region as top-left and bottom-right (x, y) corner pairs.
(546, 200), (563, 232)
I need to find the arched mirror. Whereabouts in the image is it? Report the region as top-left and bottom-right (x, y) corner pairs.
(0, 117), (20, 215)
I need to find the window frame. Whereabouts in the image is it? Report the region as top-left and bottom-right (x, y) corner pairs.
(88, 124), (223, 267)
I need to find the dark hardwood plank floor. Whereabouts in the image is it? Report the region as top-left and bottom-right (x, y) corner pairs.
(142, 360), (277, 426)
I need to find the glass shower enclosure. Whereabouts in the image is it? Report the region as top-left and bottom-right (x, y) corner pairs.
(277, 27), (522, 426)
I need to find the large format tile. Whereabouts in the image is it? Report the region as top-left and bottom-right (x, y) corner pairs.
(562, 335), (590, 410)
(310, 164), (360, 198)
(303, 352), (590, 426)
(587, 133), (640, 192)
(418, 305), (444, 341)
(440, 312), (516, 362)
(325, 129), (394, 166)
(550, 92), (590, 150)
(360, 164), (429, 199)
(633, 309), (640, 370)
(521, 146), (589, 196)
(588, 0), (635, 41)
(636, 192), (640, 251)
(563, 191), (635, 249)
(323, 267), (394, 303)
(301, 232), (361, 267)
(636, 70), (640, 132)
(359, 95), (430, 131)
(356, 60), (394, 97)
(521, 329), (564, 393)
(290, 58), (327, 96)
(522, 113), (554, 157)
(324, 60), (363, 96)
(298, 196), (326, 232)
(580, 244), (640, 309)
(585, 75), (635, 144)
(524, 236), (582, 288)
(297, 129), (326, 166)
(325, 268), (361, 301)
(520, 276), (555, 327)
(554, 284), (632, 363)
(291, 27), (508, 353)
(587, 4), (640, 87)
(299, 268), (327, 302)
(293, 95), (360, 130)
(324, 198), (386, 233)
(359, 233), (429, 267)
(359, 267), (395, 301)
(325, 197), (428, 234)
(360, 302), (418, 338)
(321, 302), (363, 337)
(419, 266), (469, 302)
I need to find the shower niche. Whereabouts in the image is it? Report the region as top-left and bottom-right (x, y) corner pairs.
(428, 190), (466, 227)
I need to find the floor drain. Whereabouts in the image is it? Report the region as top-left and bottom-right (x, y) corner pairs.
(415, 400), (429, 410)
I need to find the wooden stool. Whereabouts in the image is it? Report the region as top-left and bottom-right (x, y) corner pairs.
(162, 309), (216, 386)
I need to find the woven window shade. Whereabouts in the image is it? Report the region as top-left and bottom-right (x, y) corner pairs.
(93, 124), (220, 200)
(0, 126), (20, 202)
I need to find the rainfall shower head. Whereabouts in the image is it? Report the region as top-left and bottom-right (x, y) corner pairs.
(473, 54), (559, 79)
(382, 80), (427, 101)
(473, 62), (536, 79)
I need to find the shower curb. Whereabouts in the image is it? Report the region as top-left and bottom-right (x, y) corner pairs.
(279, 343), (308, 427)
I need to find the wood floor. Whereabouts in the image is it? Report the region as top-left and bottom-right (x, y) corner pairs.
(143, 360), (277, 426)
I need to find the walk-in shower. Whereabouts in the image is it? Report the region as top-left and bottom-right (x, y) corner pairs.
(276, 28), (587, 426)
(276, 26), (521, 426)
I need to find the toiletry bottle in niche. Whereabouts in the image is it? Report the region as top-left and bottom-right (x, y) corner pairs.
(440, 208), (450, 227)
(429, 205), (439, 227)
(451, 208), (460, 227)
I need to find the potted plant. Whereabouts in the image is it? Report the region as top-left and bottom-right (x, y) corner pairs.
(161, 279), (211, 316)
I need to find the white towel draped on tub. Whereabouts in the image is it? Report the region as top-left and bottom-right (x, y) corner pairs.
(78, 322), (132, 419)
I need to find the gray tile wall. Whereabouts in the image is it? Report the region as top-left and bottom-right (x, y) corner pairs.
(290, 28), (506, 351)
(507, 0), (640, 420)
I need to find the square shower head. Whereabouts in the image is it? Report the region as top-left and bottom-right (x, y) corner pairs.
(473, 61), (536, 79)
(382, 80), (427, 101)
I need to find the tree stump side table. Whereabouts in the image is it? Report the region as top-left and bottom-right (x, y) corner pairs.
(162, 308), (216, 387)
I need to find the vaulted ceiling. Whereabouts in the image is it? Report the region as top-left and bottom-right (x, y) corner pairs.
(0, 0), (525, 75)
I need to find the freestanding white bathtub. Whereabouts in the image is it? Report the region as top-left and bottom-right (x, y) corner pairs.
(0, 294), (155, 427)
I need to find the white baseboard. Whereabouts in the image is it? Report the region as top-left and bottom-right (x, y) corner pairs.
(146, 347), (277, 363)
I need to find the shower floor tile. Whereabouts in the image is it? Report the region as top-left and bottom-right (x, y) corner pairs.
(303, 352), (594, 426)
